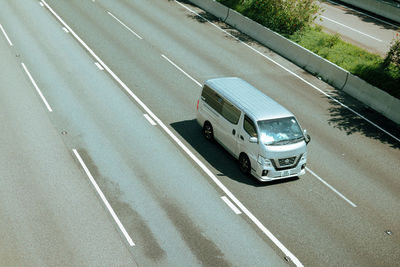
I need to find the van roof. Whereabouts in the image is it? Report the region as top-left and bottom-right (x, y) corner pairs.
(205, 77), (294, 121)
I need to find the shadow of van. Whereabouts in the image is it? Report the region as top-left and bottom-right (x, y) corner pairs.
(170, 119), (299, 187)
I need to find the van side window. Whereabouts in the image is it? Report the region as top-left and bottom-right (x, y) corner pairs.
(201, 85), (222, 113)
(243, 115), (257, 137)
(221, 100), (241, 124)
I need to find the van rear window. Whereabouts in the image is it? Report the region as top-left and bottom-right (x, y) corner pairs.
(202, 85), (222, 113)
(202, 85), (240, 124)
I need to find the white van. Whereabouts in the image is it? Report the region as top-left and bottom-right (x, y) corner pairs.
(196, 77), (310, 182)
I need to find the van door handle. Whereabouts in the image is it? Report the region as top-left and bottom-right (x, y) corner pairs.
(232, 129), (236, 135)
(240, 135), (244, 140)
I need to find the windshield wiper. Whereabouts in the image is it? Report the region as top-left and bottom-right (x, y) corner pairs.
(285, 136), (304, 144)
(273, 139), (291, 145)
(271, 137), (304, 145)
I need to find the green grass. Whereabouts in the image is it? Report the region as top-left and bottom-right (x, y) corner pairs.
(216, 0), (400, 99)
(289, 27), (400, 98)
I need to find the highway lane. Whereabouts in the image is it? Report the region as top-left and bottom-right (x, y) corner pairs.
(37, 0), (400, 266)
(318, 1), (400, 55)
(0, 0), (289, 265)
(0, 21), (137, 267)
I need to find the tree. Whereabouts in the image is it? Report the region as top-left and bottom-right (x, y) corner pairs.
(384, 34), (400, 69)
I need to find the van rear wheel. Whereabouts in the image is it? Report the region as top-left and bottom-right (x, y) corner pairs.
(203, 122), (214, 141)
(239, 153), (251, 175)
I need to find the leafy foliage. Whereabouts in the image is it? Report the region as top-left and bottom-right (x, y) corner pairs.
(218, 0), (321, 35)
(217, 0), (399, 98)
(384, 34), (400, 69)
(289, 27), (400, 98)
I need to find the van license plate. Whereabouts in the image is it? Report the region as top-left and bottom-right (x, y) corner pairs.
(282, 170), (290, 177)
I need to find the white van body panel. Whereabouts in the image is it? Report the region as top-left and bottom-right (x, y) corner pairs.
(196, 77), (308, 182)
(218, 114), (239, 156)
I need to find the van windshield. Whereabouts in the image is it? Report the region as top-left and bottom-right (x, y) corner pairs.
(257, 117), (304, 145)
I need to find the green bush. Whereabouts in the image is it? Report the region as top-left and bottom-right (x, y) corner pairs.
(384, 34), (400, 69)
(217, 0), (400, 98)
(218, 0), (321, 35)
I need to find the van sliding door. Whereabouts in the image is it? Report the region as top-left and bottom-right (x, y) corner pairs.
(218, 99), (241, 157)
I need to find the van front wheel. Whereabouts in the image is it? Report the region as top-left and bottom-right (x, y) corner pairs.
(203, 122), (214, 141)
(239, 153), (251, 175)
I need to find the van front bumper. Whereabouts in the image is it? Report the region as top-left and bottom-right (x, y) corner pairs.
(252, 160), (306, 182)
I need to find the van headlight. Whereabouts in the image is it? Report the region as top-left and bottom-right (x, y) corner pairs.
(258, 155), (272, 167)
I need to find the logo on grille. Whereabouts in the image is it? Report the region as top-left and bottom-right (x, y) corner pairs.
(284, 159), (290, 164)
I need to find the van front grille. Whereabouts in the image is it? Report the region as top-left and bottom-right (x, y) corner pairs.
(271, 155), (302, 170)
(278, 157), (296, 166)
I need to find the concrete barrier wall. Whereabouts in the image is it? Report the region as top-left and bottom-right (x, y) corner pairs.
(344, 75), (400, 123)
(188, 0), (229, 21)
(340, 0), (400, 24)
(225, 9), (350, 89)
(188, 0), (400, 124)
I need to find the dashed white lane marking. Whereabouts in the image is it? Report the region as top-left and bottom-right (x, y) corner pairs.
(95, 62), (104, 70)
(72, 149), (135, 247)
(21, 63), (53, 112)
(221, 196), (242, 214)
(0, 24), (13, 46)
(41, 1), (302, 264)
(321, 15), (383, 42)
(161, 54), (202, 87)
(306, 167), (357, 207)
(175, 1), (400, 144)
(62, 27), (69, 33)
(39, 1), (44, 7)
(144, 114), (157, 125)
(107, 11), (143, 40)
(161, 55), (357, 209)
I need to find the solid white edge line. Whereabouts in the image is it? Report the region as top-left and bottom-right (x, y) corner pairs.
(0, 24), (13, 46)
(320, 15), (383, 42)
(174, 1), (400, 144)
(62, 27), (69, 33)
(95, 62), (104, 70)
(39, 1), (44, 7)
(21, 63), (53, 112)
(143, 113), (157, 125)
(325, 0), (400, 28)
(152, 111), (304, 267)
(41, 1), (302, 265)
(72, 149), (135, 247)
(306, 167), (357, 207)
(107, 11), (143, 40)
(161, 54), (202, 87)
(221, 196), (242, 215)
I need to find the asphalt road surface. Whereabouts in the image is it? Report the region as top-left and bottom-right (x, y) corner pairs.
(0, 12), (137, 267)
(1, 0), (399, 266)
(318, 0), (400, 56)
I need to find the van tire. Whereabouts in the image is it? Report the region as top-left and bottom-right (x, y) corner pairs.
(203, 122), (214, 141)
(239, 153), (251, 175)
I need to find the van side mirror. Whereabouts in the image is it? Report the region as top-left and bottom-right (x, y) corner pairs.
(303, 129), (311, 145)
(249, 137), (258, 143)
